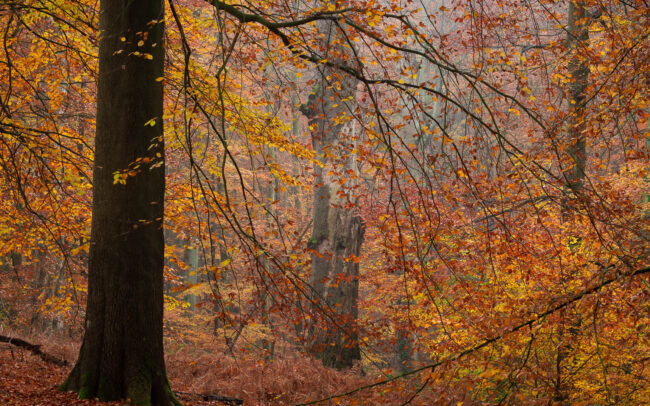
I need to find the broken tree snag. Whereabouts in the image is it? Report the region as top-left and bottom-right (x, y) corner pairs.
(0, 335), (68, 367)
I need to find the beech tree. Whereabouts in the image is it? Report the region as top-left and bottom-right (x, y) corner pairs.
(58, 0), (180, 404)
(1, 0), (649, 404)
(300, 15), (363, 369)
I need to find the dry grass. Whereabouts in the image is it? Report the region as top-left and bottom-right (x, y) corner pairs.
(0, 326), (443, 405)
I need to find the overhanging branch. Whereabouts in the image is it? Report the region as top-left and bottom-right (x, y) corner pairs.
(299, 265), (650, 405)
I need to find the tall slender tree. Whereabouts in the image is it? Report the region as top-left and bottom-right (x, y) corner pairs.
(564, 0), (589, 195)
(59, 0), (179, 404)
(554, 1), (590, 401)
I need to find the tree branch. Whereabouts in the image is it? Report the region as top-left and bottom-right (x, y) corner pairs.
(298, 265), (650, 405)
(0, 335), (68, 367)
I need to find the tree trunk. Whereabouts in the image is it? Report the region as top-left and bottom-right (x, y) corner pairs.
(59, 0), (179, 404)
(183, 243), (199, 309)
(555, 2), (590, 402)
(312, 205), (364, 369)
(301, 17), (363, 369)
(564, 0), (589, 194)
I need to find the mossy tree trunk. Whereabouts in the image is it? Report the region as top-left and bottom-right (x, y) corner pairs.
(59, 0), (179, 404)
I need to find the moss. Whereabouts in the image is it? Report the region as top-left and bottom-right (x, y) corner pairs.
(126, 366), (153, 406)
(78, 384), (95, 400)
(156, 370), (182, 406)
(79, 371), (98, 399)
(58, 368), (83, 394)
(57, 378), (72, 392)
(163, 380), (183, 406)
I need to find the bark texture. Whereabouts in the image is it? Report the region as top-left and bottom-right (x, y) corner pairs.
(555, 2), (590, 402)
(301, 18), (363, 369)
(564, 0), (589, 193)
(59, 0), (179, 404)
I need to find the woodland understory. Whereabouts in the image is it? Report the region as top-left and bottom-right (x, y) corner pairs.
(0, 0), (649, 404)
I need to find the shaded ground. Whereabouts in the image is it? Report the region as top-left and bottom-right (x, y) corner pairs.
(0, 335), (425, 405)
(0, 346), (237, 406)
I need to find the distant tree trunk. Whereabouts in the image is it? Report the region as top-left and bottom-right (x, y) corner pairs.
(395, 326), (412, 373)
(564, 0), (589, 195)
(59, 0), (179, 404)
(254, 148), (279, 359)
(183, 242), (199, 309)
(29, 250), (48, 329)
(555, 1), (589, 402)
(301, 17), (363, 369)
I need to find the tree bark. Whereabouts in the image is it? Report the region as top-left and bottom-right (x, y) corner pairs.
(183, 243), (199, 309)
(564, 0), (589, 194)
(555, 2), (590, 402)
(301, 17), (363, 369)
(59, 0), (179, 404)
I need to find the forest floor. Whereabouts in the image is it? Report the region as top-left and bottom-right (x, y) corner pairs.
(0, 332), (385, 405)
(0, 344), (237, 405)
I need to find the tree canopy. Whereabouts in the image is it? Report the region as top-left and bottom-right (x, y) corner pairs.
(0, 0), (648, 404)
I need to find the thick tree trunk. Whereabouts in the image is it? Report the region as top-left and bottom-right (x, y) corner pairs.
(307, 171), (363, 368)
(312, 205), (363, 368)
(59, 0), (179, 404)
(301, 17), (363, 369)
